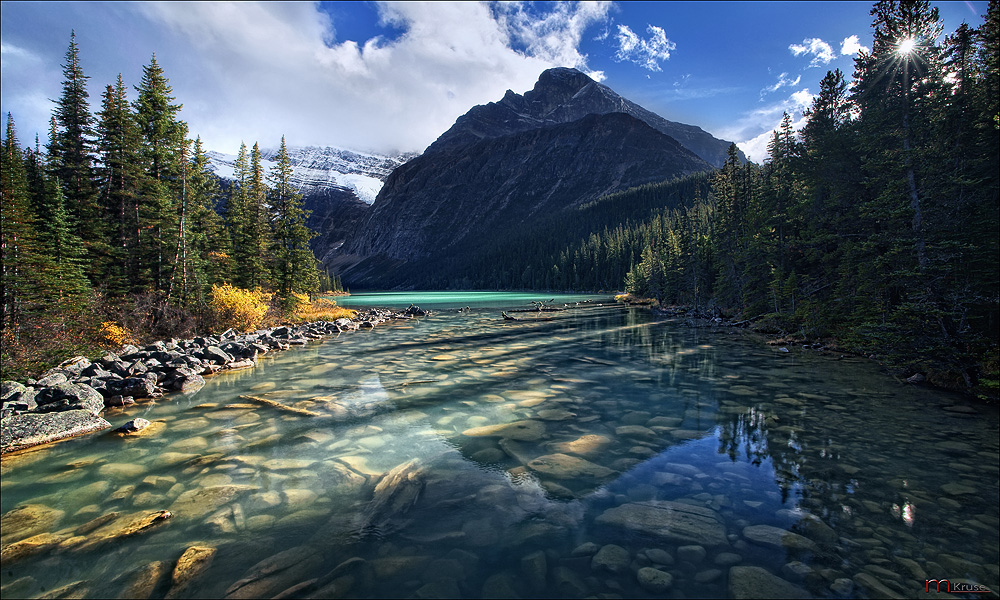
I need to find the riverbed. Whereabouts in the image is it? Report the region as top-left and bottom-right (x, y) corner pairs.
(1, 293), (997, 598)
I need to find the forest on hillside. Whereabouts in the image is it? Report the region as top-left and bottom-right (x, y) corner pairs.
(453, 0), (998, 396)
(1, 33), (335, 380)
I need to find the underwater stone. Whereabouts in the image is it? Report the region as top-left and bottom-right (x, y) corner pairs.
(637, 567), (674, 593)
(592, 544), (630, 574)
(596, 501), (728, 547)
(742, 524), (818, 552)
(728, 566), (808, 599)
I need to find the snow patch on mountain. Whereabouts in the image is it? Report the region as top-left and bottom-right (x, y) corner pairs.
(205, 145), (416, 205)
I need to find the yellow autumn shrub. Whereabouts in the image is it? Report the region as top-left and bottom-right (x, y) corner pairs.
(98, 321), (136, 349)
(209, 284), (272, 332)
(294, 297), (356, 322)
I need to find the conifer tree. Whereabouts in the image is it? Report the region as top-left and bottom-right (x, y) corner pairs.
(95, 74), (144, 291)
(186, 137), (231, 298)
(133, 54), (187, 293)
(268, 136), (319, 305)
(2, 116), (42, 335)
(49, 31), (101, 259)
(243, 143), (272, 289)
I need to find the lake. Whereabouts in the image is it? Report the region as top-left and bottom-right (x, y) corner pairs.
(1, 292), (997, 599)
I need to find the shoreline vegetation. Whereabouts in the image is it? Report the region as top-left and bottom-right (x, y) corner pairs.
(0, 302), (428, 456)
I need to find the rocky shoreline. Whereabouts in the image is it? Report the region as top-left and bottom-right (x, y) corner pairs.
(0, 306), (428, 455)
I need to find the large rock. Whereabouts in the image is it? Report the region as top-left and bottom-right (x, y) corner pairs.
(224, 545), (324, 599)
(1, 410), (111, 454)
(72, 510), (173, 553)
(462, 420), (545, 442)
(105, 376), (157, 399)
(170, 485), (259, 521)
(595, 500), (728, 547)
(33, 383), (105, 415)
(526, 453), (615, 479)
(728, 566), (810, 599)
(0, 504), (65, 546)
(637, 567), (674, 593)
(742, 525), (818, 552)
(591, 544), (630, 574)
(165, 545), (217, 599)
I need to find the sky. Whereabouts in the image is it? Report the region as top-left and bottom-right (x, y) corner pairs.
(1, 1), (989, 162)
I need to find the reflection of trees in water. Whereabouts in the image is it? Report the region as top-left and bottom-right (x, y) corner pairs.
(711, 382), (999, 589)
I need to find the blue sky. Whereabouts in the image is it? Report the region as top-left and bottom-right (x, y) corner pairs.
(1, 1), (988, 161)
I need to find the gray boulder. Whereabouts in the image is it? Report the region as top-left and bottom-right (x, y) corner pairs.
(105, 376), (157, 399)
(34, 383), (106, 416)
(1, 410), (112, 454)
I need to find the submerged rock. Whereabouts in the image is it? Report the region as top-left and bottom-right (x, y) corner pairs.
(527, 453), (615, 479)
(72, 510), (173, 553)
(358, 458), (426, 536)
(728, 566), (809, 599)
(224, 545), (324, 599)
(117, 561), (168, 600)
(596, 500), (728, 547)
(165, 545), (217, 599)
(591, 544), (630, 573)
(0, 504), (65, 546)
(637, 567), (674, 593)
(742, 524), (818, 552)
(548, 434), (611, 456)
(462, 420), (545, 442)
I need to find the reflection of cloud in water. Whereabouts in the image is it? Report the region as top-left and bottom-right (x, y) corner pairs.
(340, 375), (394, 418)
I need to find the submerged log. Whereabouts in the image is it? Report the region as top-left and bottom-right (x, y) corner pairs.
(239, 395), (320, 417)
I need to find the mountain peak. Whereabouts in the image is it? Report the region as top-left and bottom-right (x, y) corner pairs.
(425, 67), (742, 167)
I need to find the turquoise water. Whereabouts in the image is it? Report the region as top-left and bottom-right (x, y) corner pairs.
(1, 293), (997, 599)
(331, 291), (603, 310)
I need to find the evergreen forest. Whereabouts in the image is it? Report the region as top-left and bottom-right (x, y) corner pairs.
(449, 1), (999, 396)
(1, 33), (329, 380)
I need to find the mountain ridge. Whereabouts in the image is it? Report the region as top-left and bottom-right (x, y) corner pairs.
(425, 67), (744, 168)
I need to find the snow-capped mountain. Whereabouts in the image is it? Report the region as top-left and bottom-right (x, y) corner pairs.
(205, 146), (416, 205)
(205, 145), (416, 266)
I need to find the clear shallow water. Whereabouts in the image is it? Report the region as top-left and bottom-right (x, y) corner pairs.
(1, 293), (997, 599)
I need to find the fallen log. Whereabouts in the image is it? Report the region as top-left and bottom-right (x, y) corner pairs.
(239, 395), (321, 417)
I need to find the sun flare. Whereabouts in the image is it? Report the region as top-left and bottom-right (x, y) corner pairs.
(897, 37), (916, 54)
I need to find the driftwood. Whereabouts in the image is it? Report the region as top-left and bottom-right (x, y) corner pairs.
(501, 311), (555, 322)
(239, 395), (321, 417)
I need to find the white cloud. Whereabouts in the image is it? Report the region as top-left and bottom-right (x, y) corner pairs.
(840, 35), (870, 56)
(493, 1), (610, 81)
(614, 24), (676, 71)
(760, 72), (801, 99)
(0, 1), (613, 155)
(789, 37), (835, 67)
(720, 88), (815, 162)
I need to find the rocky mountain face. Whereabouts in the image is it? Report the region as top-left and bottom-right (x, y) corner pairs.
(206, 147), (414, 263)
(425, 67), (744, 168)
(334, 68), (731, 287)
(343, 112), (710, 263)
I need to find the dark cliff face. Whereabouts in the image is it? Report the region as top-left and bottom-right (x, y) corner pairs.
(425, 67), (743, 168)
(302, 188), (371, 265)
(333, 67), (730, 287)
(339, 112), (712, 269)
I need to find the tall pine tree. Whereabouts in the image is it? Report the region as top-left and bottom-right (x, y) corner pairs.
(268, 137), (318, 305)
